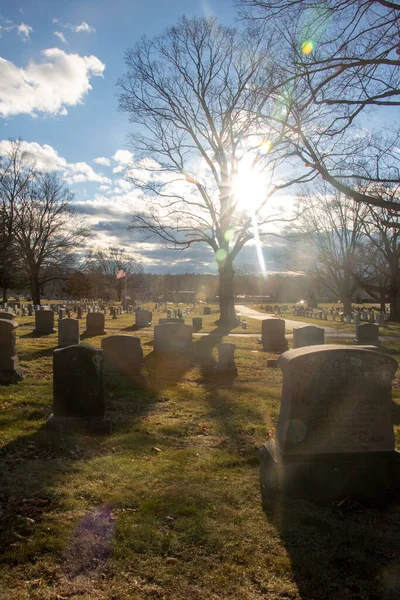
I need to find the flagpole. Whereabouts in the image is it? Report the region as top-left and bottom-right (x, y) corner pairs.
(125, 271), (127, 306)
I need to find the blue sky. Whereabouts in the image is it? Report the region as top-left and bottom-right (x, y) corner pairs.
(0, 0), (283, 274)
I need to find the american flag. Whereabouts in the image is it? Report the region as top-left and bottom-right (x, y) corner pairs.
(116, 269), (126, 279)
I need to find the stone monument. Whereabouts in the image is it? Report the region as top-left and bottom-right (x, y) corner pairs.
(47, 345), (110, 433)
(101, 335), (146, 387)
(0, 319), (24, 383)
(260, 319), (288, 353)
(260, 345), (400, 502)
(293, 325), (324, 349)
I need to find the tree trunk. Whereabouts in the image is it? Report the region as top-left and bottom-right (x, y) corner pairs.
(379, 287), (386, 314)
(216, 261), (237, 328)
(31, 274), (41, 305)
(342, 296), (352, 316)
(2, 287), (7, 303)
(389, 285), (400, 322)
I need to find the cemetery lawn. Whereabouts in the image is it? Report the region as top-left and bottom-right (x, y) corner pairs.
(1, 327), (400, 599)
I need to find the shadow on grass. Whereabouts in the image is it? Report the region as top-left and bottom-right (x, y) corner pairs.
(261, 489), (400, 600)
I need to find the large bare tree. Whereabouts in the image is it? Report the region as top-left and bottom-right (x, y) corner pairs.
(238, 0), (400, 213)
(117, 16), (312, 326)
(13, 172), (89, 305)
(283, 184), (370, 314)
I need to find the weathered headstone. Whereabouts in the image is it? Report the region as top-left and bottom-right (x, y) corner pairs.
(0, 312), (14, 321)
(159, 317), (185, 324)
(135, 310), (152, 327)
(58, 318), (80, 348)
(356, 323), (379, 346)
(203, 306), (212, 315)
(77, 306), (82, 319)
(192, 317), (202, 332)
(84, 312), (106, 336)
(215, 343), (237, 375)
(34, 310), (55, 334)
(260, 345), (400, 502)
(47, 345), (110, 433)
(58, 308), (66, 320)
(293, 325), (324, 349)
(0, 319), (24, 383)
(260, 319), (288, 353)
(154, 323), (193, 352)
(101, 335), (146, 386)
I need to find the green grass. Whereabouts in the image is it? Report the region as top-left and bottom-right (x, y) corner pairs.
(0, 317), (400, 598)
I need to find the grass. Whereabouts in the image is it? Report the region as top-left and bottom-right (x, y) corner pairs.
(1, 309), (400, 598)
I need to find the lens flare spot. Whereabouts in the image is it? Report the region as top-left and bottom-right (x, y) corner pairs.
(216, 248), (227, 263)
(259, 139), (272, 155)
(224, 230), (233, 242)
(301, 40), (314, 54)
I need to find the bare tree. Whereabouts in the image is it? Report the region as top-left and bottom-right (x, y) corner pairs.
(358, 200), (400, 319)
(117, 16), (312, 326)
(283, 184), (370, 314)
(14, 173), (89, 305)
(238, 0), (400, 213)
(86, 247), (143, 301)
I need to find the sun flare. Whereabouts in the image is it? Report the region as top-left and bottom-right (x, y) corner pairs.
(232, 161), (267, 214)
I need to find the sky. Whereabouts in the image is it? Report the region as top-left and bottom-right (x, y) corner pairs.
(0, 0), (284, 274)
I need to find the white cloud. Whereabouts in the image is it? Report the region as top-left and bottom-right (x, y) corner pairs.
(54, 31), (68, 44)
(112, 165), (125, 173)
(112, 149), (134, 165)
(64, 161), (111, 185)
(0, 139), (111, 185)
(94, 156), (111, 166)
(0, 48), (105, 117)
(17, 23), (33, 40)
(75, 21), (96, 33)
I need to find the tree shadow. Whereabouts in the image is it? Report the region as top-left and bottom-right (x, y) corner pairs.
(261, 490), (400, 600)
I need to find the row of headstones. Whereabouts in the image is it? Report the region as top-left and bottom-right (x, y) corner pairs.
(293, 307), (388, 326)
(259, 319), (381, 351)
(0, 315), (237, 388)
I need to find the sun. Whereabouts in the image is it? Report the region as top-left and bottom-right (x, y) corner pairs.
(232, 159), (267, 215)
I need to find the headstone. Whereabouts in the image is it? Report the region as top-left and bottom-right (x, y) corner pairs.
(215, 343), (237, 375)
(77, 306), (82, 319)
(34, 310), (55, 335)
(192, 317), (202, 332)
(356, 323), (379, 346)
(47, 345), (110, 433)
(241, 320), (248, 330)
(58, 318), (80, 348)
(260, 345), (400, 503)
(28, 305), (33, 316)
(58, 308), (66, 320)
(0, 319), (24, 383)
(154, 323), (193, 352)
(293, 326), (324, 349)
(0, 312), (14, 321)
(101, 335), (146, 387)
(203, 306), (212, 315)
(260, 319), (288, 353)
(135, 310), (152, 327)
(84, 313), (106, 336)
(361, 310), (368, 321)
(266, 358), (278, 368)
(376, 313), (385, 327)
(353, 313), (360, 325)
(167, 309), (173, 318)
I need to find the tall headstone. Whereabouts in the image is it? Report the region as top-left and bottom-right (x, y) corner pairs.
(261, 345), (400, 502)
(154, 323), (193, 352)
(58, 318), (80, 348)
(101, 335), (146, 386)
(293, 326), (324, 349)
(215, 343), (237, 375)
(0, 312), (14, 321)
(0, 319), (24, 383)
(135, 310), (152, 327)
(260, 319), (288, 353)
(47, 345), (110, 433)
(34, 310), (55, 335)
(356, 323), (379, 346)
(84, 312), (106, 336)
(203, 306), (212, 315)
(192, 317), (202, 332)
